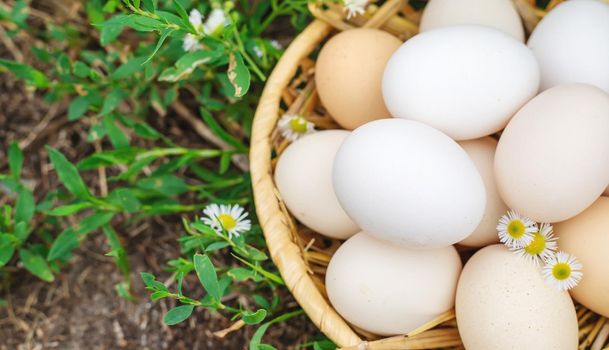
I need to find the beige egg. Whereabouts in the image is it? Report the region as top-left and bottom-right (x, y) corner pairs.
(604, 184), (609, 196)
(420, 0), (524, 41)
(316, 29), (401, 130)
(555, 197), (609, 317)
(495, 84), (609, 222)
(458, 137), (507, 247)
(274, 130), (359, 239)
(456, 244), (578, 350)
(326, 232), (462, 336)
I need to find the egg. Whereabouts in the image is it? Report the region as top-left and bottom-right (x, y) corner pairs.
(555, 197), (609, 318)
(383, 25), (539, 140)
(315, 28), (402, 130)
(528, 0), (609, 93)
(420, 0), (524, 41)
(326, 232), (462, 336)
(274, 130), (359, 239)
(458, 137), (507, 247)
(495, 84), (609, 223)
(333, 119), (485, 248)
(456, 244), (578, 350)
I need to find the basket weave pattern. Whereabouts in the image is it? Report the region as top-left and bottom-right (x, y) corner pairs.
(250, 1), (609, 348)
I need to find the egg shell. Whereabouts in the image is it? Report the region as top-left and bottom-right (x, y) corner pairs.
(555, 197), (609, 317)
(495, 83), (609, 223)
(382, 25), (540, 140)
(274, 130), (359, 239)
(420, 0), (524, 41)
(528, 0), (609, 93)
(326, 232), (462, 336)
(333, 118), (485, 248)
(456, 244), (578, 350)
(315, 28), (402, 130)
(458, 137), (507, 247)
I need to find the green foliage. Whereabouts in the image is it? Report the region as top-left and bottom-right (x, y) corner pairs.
(0, 0), (331, 347)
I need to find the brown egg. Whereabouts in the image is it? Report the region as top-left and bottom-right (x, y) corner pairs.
(458, 137), (507, 247)
(555, 197), (609, 317)
(315, 29), (401, 129)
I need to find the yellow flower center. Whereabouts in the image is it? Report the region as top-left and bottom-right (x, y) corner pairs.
(290, 117), (308, 134)
(507, 220), (526, 239)
(524, 232), (546, 255)
(218, 214), (237, 231)
(552, 262), (572, 281)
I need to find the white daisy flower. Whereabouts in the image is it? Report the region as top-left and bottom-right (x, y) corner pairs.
(203, 8), (228, 36)
(277, 114), (315, 142)
(270, 40), (282, 50)
(189, 9), (204, 33)
(183, 34), (203, 52)
(252, 45), (264, 59)
(202, 204), (251, 239)
(343, 0), (368, 19)
(512, 223), (558, 266)
(542, 251), (583, 291)
(497, 210), (537, 248)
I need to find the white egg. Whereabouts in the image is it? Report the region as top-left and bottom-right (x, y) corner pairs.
(456, 245), (578, 349)
(420, 0), (524, 41)
(528, 0), (609, 93)
(275, 130), (359, 239)
(326, 232), (462, 336)
(382, 25), (540, 140)
(332, 119), (486, 248)
(458, 137), (507, 247)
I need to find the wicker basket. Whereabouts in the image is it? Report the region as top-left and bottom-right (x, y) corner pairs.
(249, 1), (609, 348)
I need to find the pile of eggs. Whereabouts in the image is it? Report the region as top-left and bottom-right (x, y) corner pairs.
(274, 0), (609, 348)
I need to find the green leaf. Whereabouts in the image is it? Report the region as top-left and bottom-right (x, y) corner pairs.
(14, 188), (35, 225)
(73, 61), (91, 78)
(133, 122), (161, 140)
(227, 267), (263, 282)
(163, 305), (195, 325)
(111, 56), (148, 80)
(136, 175), (188, 196)
(107, 188), (140, 213)
(242, 309), (267, 325)
(100, 89), (124, 116)
(205, 241), (230, 252)
(8, 141), (23, 179)
(73, 211), (115, 236)
(20, 249), (54, 282)
(102, 225), (130, 277)
(141, 272), (168, 292)
(0, 234), (16, 267)
(172, 0), (189, 24)
(227, 52), (250, 98)
(47, 211), (114, 261)
(144, 28), (174, 64)
(199, 108), (247, 152)
(142, 0), (156, 12)
(194, 254), (220, 302)
(47, 229), (79, 261)
(13, 221), (28, 242)
(249, 311), (303, 350)
(158, 49), (220, 82)
(0, 59), (50, 88)
(99, 14), (133, 45)
(103, 114), (129, 148)
(46, 146), (91, 199)
(47, 202), (93, 216)
(68, 96), (90, 121)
